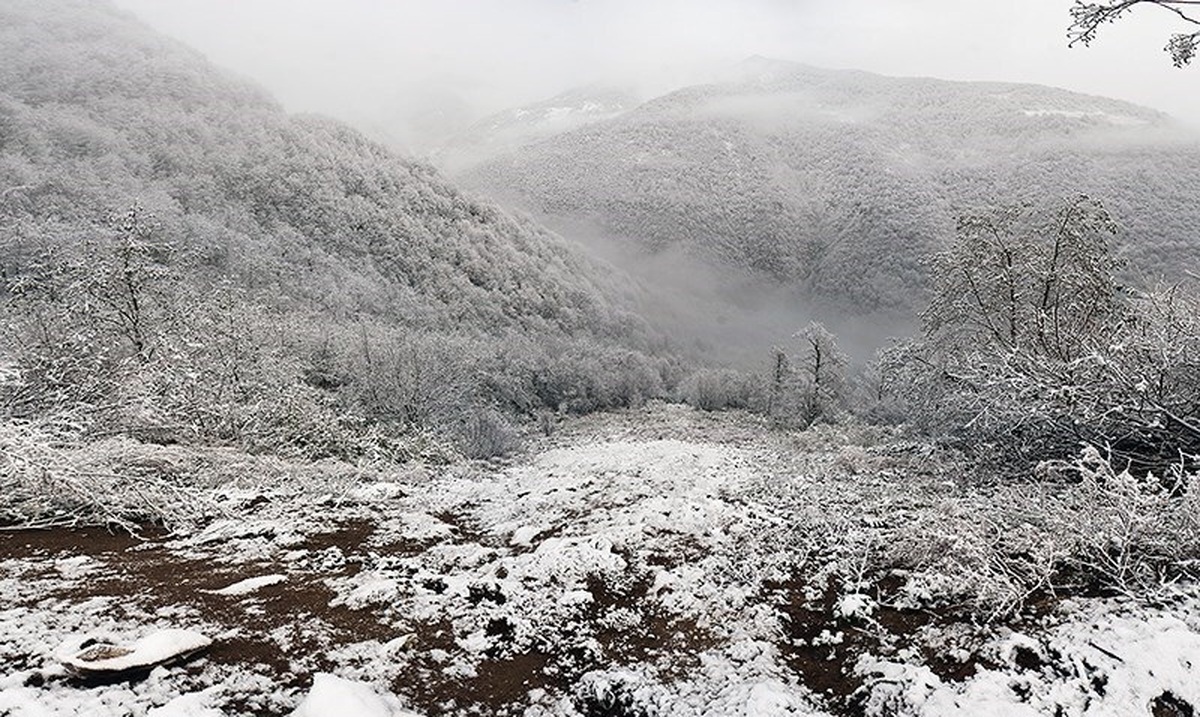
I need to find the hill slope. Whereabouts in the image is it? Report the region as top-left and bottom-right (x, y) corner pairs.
(461, 58), (1200, 316)
(0, 0), (678, 461)
(0, 0), (652, 345)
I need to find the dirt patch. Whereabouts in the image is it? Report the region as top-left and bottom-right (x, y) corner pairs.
(1, 521), (411, 716)
(643, 535), (708, 570)
(766, 572), (996, 714)
(391, 564), (720, 716)
(301, 518), (377, 553)
(585, 572), (718, 676)
(0, 525), (167, 558)
(433, 509), (496, 547)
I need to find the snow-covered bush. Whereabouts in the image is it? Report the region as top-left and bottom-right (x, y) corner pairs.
(1044, 446), (1200, 596)
(885, 195), (1200, 475)
(452, 407), (519, 460)
(0, 417), (221, 531)
(679, 368), (757, 411)
(882, 446), (1200, 616)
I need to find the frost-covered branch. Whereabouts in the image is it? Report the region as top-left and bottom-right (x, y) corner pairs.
(1070, 1), (1200, 66)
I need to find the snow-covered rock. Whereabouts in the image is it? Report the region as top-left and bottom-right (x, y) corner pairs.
(204, 574), (286, 596)
(291, 674), (422, 717)
(60, 629), (212, 676)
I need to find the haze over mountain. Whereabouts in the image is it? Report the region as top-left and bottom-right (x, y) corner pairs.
(435, 85), (640, 176)
(0, 0), (654, 346)
(459, 58), (1200, 319)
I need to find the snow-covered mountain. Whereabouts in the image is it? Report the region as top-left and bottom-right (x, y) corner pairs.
(0, 0), (655, 345)
(460, 58), (1200, 316)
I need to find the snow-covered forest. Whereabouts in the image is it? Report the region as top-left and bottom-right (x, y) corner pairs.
(2, 1), (1200, 715)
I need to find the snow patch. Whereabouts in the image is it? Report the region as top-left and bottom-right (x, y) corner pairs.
(291, 674), (422, 717)
(204, 574), (286, 596)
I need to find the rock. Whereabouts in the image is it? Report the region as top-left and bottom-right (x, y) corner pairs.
(60, 629), (212, 678)
(203, 574), (287, 596)
(1152, 692), (1196, 717)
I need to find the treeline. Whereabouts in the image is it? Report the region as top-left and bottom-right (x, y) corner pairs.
(681, 194), (1200, 481)
(0, 207), (674, 463)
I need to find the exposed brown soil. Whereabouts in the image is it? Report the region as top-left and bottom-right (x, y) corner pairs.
(0, 524), (166, 557)
(0, 522), (404, 715)
(301, 518), (377, 553)
(3, 520), (724, 716)
(766, 571), (998, 716)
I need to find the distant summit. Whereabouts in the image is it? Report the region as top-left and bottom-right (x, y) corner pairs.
(435, 85), (640, 174)
(459, 57), (1199, 316)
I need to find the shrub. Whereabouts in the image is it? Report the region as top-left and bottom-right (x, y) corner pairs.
(884, 446), (1200, 617)
(680, 368), (757, 411)
(0, 417), (222, 532)
(453, 408), (519, 460)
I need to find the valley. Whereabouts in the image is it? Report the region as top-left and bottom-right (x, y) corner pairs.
(3, 2), (1200, 716)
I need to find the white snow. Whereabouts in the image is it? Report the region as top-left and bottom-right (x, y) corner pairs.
(60, 629), (212, 674)
(146, 690), (224, 717)
(204, 574), (286, 596)
(834, 593), (876, 620)
(291, 674), (422, 717)
(510, 525), (543, 546)
(54, 556), (100, 579)
(856, 596), (1200, 716)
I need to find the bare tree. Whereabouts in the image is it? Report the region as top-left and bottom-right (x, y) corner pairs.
(894, 195), (1200, 475)
(1069, 1), (1200, 67)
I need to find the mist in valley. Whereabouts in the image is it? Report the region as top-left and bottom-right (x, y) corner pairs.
(5, 2), (1200, 716)
(106, 0), (1200, 367)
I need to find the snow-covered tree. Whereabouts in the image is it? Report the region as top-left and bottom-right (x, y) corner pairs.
(894, 195), (1200, 475)
(922, 194), (1123, 362)
(1070, 1), (1200, 67)
(795, 322), (848, 427)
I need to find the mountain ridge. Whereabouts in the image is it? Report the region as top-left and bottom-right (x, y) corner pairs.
(458, 57), (1200, 318)
(0, 0), (658, 347)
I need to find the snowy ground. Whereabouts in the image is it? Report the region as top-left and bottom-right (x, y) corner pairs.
(1, 403), (1198, 716)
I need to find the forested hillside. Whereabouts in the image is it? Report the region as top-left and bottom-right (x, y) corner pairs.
(461, 58), (1200, 315)
(0, 0), (655, 339)
(0, 0), (670, 464)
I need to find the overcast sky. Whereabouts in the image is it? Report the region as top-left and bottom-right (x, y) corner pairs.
(113, 0), (1200, 145)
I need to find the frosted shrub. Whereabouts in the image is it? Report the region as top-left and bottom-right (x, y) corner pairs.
(886, 446), (1200, 616)
(1045, 446), (1200, 595)
(453, 408), (518, 460)
(680, 368), (756, 411)
(887, 498), (1066, 618)
(0, 418), (221, 531)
